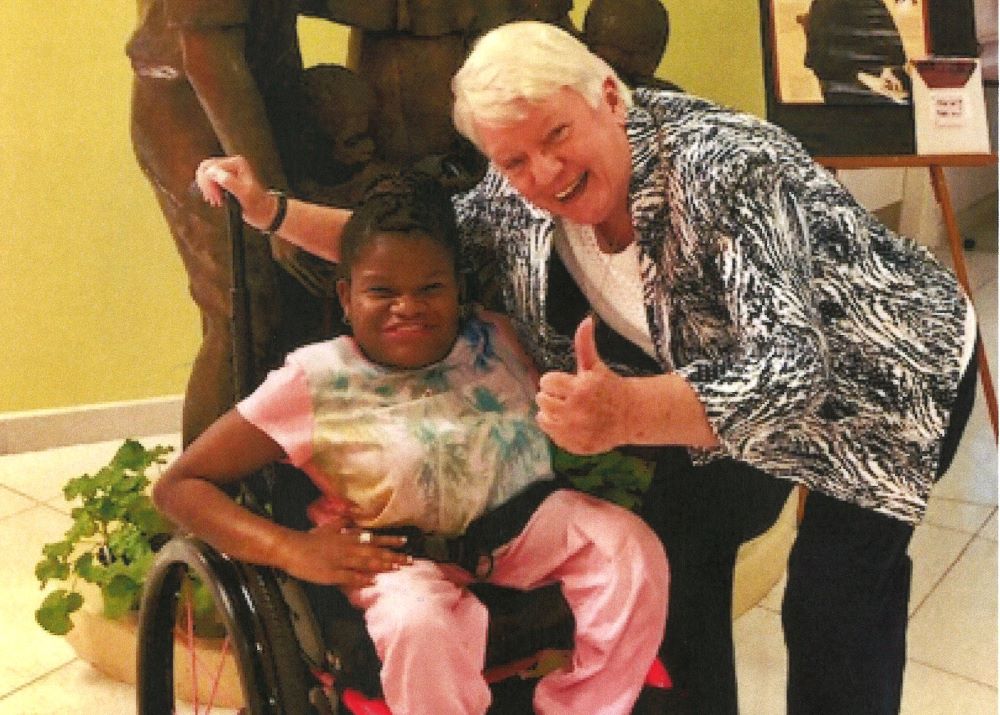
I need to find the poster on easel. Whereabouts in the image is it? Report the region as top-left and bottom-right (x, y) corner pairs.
(759, 0), (979, 155)
(770, 0), (928, 106)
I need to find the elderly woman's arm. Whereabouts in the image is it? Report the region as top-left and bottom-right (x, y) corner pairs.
(671, 169), (828, 459)
(535, 316), (720, 453)
(195, 155), (351, 263)
(538, 167), (827, 459)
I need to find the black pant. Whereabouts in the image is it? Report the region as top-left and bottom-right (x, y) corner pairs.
(783, 491), (913, 715)
(783, 346), (977, 714)
(639, 451), (792, 714)
(641, 453), (914, 715)
(640, 349), (978, 714)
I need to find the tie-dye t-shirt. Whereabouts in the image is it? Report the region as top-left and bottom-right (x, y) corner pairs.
(238, 317), (553, 536)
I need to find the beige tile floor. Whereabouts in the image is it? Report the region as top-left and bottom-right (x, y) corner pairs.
(0, 247), (995, 714)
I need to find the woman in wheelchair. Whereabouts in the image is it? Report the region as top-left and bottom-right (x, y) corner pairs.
(153, 171), (668, 714)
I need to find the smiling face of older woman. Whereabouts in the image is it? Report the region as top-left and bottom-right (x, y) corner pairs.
(473, 80), (635, 249)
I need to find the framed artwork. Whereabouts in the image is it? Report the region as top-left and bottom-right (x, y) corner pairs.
(759, 0), (978, 155)
(770, 0), (928, 105)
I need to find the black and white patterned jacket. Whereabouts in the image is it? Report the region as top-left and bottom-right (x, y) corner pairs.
(453, 88), (971, 524)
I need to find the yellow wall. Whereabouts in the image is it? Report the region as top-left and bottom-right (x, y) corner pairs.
(1, 2), (763, 415)
(0, 5), (200, 413)
(655, 2), (767, 116)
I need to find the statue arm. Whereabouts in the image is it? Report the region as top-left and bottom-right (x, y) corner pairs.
(179, 25), (288, 191)
(180, 24), (326, 277)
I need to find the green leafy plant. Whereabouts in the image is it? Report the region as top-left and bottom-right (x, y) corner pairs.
(551, 447), (655, 512)
(34, 439), (175, 635)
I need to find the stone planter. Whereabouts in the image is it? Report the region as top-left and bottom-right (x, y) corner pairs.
(65, 592), (243, 709)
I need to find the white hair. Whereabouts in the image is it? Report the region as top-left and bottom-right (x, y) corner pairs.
(451, 21), (632, 148)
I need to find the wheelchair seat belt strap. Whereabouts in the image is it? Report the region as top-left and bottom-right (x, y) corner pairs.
(375, 479), (568, 578)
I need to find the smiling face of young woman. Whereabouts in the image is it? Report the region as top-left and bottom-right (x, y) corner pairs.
(336, 232), (461, 370)
(473, 79), (634, 245)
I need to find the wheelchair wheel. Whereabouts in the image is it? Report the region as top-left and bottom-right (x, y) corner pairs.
(136, 536), (314, 715)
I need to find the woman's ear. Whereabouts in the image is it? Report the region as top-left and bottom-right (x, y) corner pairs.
(603, 76), (627, 124)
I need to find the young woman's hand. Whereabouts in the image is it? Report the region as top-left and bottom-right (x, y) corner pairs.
(278, 520), (411, 588)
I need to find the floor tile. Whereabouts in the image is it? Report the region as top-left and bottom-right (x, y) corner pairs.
(900, 659), (998, 714)
(0, 485), (35, 520)
(0, 505), (77, 687)
(0, 666), (33, 705)
(980, 510), (997, 541)
(973, 276), (997, 366)
(923, 495), (994, 534)
(908, 537), (998, 687)
(174, 697), (241, 714)
(0, 439), (132, 503)
(0, 434), (180, 504)
(0, 659), (240, 715)
(758, 573), (786, 613)
(932, 396), (998, 506)
(0, 660), (136, 715)
(908, 523), (974, 616)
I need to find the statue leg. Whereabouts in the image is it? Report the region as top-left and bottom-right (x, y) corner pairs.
(130, 78), (280, 444)
(149, 187), (236, 444)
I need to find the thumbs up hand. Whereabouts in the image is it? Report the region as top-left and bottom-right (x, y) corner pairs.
(572, 312), (602, 373)
(535, 316), (630, 454)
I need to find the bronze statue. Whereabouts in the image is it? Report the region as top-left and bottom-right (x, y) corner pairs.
(127, 0), (327, 444)
(129, 0), (676, 444)
(317, 1), (574, 165)
(295, 63), (393, 209)
(583, 0), (681, 91)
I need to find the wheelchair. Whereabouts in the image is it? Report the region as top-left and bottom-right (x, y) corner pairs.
(136, 464), (626, 714)
(135, 197), (672, 715)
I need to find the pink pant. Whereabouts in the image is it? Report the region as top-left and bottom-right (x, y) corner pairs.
(348, 489), (669, 714)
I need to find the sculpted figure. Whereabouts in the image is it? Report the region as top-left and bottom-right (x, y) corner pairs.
(317, 0), (574, 164)
(468, 0), (574, 35)
(319, 1), (475, 164)
(127, 0), (323, 443)
(295, 64), (392, 209)
(583, 0), (682, 91)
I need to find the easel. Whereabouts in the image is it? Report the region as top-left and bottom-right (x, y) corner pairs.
(816, 153), (999, 442)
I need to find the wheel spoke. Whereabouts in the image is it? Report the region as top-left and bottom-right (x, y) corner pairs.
(173, 589), (241, 714)
(186, 595), (199, 713)
(137, 538), (310, 715)
(203, 636), (232, 713)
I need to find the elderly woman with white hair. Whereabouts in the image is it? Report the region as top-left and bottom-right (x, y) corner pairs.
(198, 20), (978, 715)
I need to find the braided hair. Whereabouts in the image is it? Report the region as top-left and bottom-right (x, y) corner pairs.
(338, 171), (460, 282)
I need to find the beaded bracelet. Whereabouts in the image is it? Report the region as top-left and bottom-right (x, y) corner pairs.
(263, 189), (288, 235)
